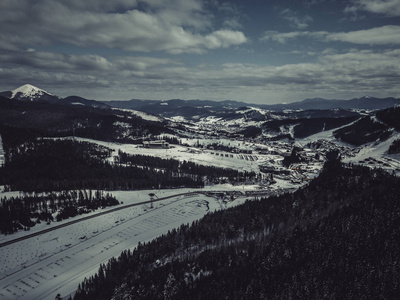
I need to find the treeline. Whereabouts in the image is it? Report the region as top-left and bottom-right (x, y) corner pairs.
(376, 106), (400, 131)
(117, 151), (180, 170)
(0, 139), (203, 192)
(71, 160), (400, 299)
(117, 151), (256, 183)
(388, 139), (400, 154)
(0, 96), (169, 146)
(0, 190), (118, 234)
(180, 161), (255, 182)
(205, 142), (236, 152)
(239, 126), (262, 138)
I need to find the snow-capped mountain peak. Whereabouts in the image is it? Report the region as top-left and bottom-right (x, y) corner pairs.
(11, 84), (59, 101)
(359, 95), (372, 99)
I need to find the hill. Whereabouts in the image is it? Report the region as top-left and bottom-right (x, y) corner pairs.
(71, 160), (400, 299)
(0, 84), (109, 108)
(0, 96), (169, 148)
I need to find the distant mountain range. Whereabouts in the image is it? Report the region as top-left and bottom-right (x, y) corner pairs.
(104, 96), (400, 120)
(105, 96), (400, 114)
(266, 96), (400, 111)
(1, 84), (399, 113)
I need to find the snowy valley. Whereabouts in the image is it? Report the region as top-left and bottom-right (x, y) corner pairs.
(1, 85), (400, 299)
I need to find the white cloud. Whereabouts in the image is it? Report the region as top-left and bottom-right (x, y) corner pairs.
(345, 0), (400, 17)
(1, 48), (399, 102)
(260, 26), (400, 45)
(327, 25), (400, 45)
(0, 0), (247, 54)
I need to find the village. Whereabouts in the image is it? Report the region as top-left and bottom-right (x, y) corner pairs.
(138, 132), (332, 190)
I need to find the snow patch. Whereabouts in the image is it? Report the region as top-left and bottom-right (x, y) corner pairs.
(111, 108), (163, 122)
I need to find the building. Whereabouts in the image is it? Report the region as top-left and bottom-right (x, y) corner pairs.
(259, 165), (291, 175)
(143, 140), (170, 149)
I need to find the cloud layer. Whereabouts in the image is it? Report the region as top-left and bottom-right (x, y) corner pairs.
(261, 26), (400, 45)
(2, 47), (398, 102)
(345, 0), (400, 17)
(0, 0), (399, 103)
(0, 0), (246, 54)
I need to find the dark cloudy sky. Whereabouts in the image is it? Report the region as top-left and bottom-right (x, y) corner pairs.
(0, 0), (399, 104)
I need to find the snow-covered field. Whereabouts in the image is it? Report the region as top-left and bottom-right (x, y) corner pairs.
(59, 136), (275, 174)
(0, 183), (286, 300)
(0, 189), (247, 300)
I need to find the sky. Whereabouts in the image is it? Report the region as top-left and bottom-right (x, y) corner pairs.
(0, 0), (399, 104)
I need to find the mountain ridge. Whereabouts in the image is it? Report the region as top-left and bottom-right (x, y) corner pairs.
(105, 96), (400, 112)
(2, 84), (400, 112)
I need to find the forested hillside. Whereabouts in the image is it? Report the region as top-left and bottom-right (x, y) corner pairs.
(333, 116), (392, 145)
(71, 159), (400, 299)
(0, 139), (256, 192)
(0, 191), (118, 234)
(376, 106), (400, 131)
(262, 116), (358, 139)
(0, 96), (168, 147)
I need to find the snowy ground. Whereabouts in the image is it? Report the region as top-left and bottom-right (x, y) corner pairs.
(0, 185), (287, 300)
(298, 124), (400, 174)
(57, 136), (275, 174)
(0, 190), (217, 299)
(2, 128), (399, 299)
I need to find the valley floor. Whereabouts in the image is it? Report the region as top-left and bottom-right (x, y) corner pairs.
(1, 124), (400, 300)
(0, 185), (289, 300)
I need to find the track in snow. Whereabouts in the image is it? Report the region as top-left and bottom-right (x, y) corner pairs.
(0, 192), (220, 300)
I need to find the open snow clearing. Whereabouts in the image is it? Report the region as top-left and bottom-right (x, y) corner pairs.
(0, 187), (285, 300)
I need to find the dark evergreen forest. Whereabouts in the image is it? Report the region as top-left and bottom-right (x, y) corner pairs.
(71, 160), (400, 299)
(389, 139), (400, 154)
(376, 106), (400, 131)
(0, 96), (169, 145)
(0, 190), (118, 234)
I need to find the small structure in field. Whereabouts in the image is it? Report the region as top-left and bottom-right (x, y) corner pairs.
(143, 140), (170, 149)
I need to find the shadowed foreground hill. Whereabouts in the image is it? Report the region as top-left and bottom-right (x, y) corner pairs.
(71, 160), (400, 300)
